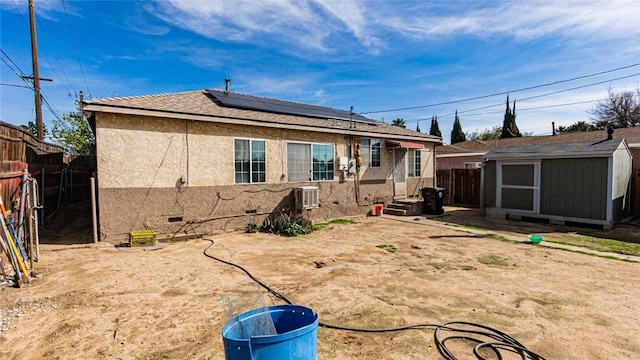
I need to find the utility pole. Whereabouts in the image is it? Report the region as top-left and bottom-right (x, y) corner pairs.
(29, 0), (44, 140)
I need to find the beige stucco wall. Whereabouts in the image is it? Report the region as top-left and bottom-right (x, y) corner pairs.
(95, 113), (435, 242)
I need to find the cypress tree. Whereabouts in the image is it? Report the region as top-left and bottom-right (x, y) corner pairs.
(500, 95), (522, 138)
(429, 115), (442, 137)
(450, 110), (466, 143)
(416, 121), (421, 133)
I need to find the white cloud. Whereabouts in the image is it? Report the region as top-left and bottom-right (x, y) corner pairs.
(147, 0), (335, 51)
(0, 0), (67, 21)
(314, 0), (382, 48)
(382, 1), (640, 42)
(143, 0), (640, 57)
(241, 75), (313, 96)
(124, 8), (170, 36)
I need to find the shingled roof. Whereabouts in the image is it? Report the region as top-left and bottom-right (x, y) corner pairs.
(83, 90), (441, 143)
(437, 127), (640, 156)
(483, 138), (627, 161)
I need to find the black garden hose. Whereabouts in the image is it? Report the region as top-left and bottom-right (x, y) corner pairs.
(202, 238), (546, 360)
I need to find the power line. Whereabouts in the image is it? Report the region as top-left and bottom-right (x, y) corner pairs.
(35, 16), (75, 95)
(10, 0), (29, 26)
(41, 93), (62, 120)
(362, 62), (640, 114)
(61, 0), (91, 95)
(0, 83), (32, 89)
(11, 0), (76, 96)
(518, 73), (639, 102)
(403, 72), (639, 123)
(1, 49), (34, 90)
(433, 99), (603, 121)
(1, 49), (62, 121)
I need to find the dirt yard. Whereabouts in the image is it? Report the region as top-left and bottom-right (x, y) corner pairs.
(1, 203), (639, 359)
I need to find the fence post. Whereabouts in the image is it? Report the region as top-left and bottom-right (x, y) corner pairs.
(40, 168), (45, 224)
(90, 177), (98, 243)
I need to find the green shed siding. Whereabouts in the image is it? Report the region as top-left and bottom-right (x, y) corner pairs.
(540, 158), (608, 220)
(483, 161), (496, 207)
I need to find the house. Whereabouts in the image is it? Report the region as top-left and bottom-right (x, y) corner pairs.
(436, 127), (640, 216)
(82, 88), (441, 242)
(481, 135), (633, 229)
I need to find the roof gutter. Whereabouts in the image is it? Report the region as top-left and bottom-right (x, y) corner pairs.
(483, 152), (617, 161)
(437, 152), (486, 158)
(83, 104), (441, 144)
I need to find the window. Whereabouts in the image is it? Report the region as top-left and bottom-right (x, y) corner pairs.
(465, 162), (481, 169)
(361, 138), (381, 167)
(287, 143), (334, 182)
(234, 139), (266, 184)
(313, 144), (334, 180)
(408, 150), (421, 177)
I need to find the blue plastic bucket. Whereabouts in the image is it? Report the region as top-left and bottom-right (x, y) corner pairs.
(222, 304), (319, 360)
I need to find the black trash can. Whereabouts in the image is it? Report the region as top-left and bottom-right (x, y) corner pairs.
(421, 187), (445, 215)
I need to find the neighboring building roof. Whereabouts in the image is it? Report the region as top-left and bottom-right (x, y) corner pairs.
(483, 138), (627, 161)
(83, 90), (441, 143)
(437, 127), (640, 156)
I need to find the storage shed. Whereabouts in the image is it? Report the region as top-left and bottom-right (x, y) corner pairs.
(481, 137), (633, 229)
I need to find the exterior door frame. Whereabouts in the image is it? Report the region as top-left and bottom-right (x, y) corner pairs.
(496, 161), (541, 213)
(393, 148), (407, 197)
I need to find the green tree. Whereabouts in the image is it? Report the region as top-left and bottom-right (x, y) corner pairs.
(51, 112), (95, 155)
(467, 126), (502, 140)
(589, 87), (640, 129)
(500, 95), (522, 138)
(429, 115), (442, 137)
(416, 121), (421, 132)
(20, 121), (48, 138)
(450, 110), (466, 144)
(391, 118), (406, 128)
(557, 121), (596, 134)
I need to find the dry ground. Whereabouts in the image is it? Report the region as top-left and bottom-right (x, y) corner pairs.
(1, 203), (639, 359)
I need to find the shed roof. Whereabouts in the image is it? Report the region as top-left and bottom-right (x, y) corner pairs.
(83, 90), (441, 143)
(438, 127), (640, 156)
(483, 138), (627, 161)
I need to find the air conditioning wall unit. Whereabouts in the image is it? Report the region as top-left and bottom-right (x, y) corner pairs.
(295, 186), (319, 210)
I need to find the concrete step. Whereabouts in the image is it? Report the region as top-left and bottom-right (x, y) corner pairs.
(382, 207), (407, 216)
(385, 200), (423, 216)
(386, 203), (412, 210)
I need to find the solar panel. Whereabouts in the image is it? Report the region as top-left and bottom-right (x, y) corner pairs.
(206, 89), (377, 124)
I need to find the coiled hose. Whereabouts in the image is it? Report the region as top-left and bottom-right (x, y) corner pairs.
(203, 239), (546, 360)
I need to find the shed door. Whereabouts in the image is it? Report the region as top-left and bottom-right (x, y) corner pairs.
(393, 149), (407, 197)
(497, 162), (539, 212)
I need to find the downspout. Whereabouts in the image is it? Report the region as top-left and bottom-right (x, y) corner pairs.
(480, 161), (485, 215)
(433, 144), (437, 187)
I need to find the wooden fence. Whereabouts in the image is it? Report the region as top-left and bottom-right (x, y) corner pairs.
(0, 121), (96, 222)
(436, 168), (481, 207)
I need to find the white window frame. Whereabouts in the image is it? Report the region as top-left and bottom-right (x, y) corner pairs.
(234, 138), (266, 184)
(286, 142), (335, 182)
(361, 138), (381, 168)
(408, 149), (421, 177)
(496, 161), (540, 213)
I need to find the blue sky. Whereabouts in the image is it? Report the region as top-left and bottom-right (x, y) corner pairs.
(1, 0), (639, 144)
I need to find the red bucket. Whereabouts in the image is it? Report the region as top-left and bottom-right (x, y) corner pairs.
(373, 204), (383, 216)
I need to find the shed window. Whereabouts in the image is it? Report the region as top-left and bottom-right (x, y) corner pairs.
(497, 162), (539, 212)
(287, 142), (334, 182)
(234, 139), (266, 184)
